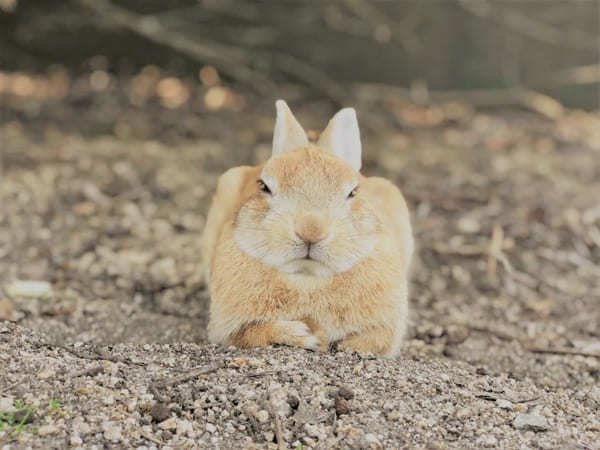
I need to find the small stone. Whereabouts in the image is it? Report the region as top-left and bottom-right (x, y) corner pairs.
(456, 407), (472, 419)
(496, 399), (513, 410)
(304, 423), (326, 439)
(446, 325), (469, 344)
(255, 410), (269, 423)
(479, 435), (498, 447)
(149, 258), (179, 285)
(0, 299), (15, 321)
(0, 397), (15, 413)
(103, 395), (115, 406)
(387, 410), (401, 422)
(38, 424), (59, 436)
(513, 413), (549, 431)
(70, 434), (83, 447)
(177, 419), (193, 436)
(337, 385), (354, 400)
(38, 369), (56, 380)
(364, 433), (382, 448)
(6, 280), (53, 298)
(205, 423), (216, 433)
(13, 408), (36, 424)
(102, 421), (122, 442)
(335, 397), (350, 416)
(158, 418), (177, 430)
(150, 403), (171, 422)
(457, 216), (481, 234)
(287, 394), (299, 410)
(269, 386), (292, 417)
(263, 431), (275, 442)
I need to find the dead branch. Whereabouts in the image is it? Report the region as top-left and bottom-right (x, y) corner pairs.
(152, 363), (226, 389)
(355, 83), (565, 119)
(268, 378), (286, 450)
(76, 0), (275, 94)
(76, 0), (347, 104)
(344, 0), (422, 51)
(525, 345), (600, 359)
(139, 431), (164, 446)
(457, 0), (597, 51)
(545, 64), (600, 86)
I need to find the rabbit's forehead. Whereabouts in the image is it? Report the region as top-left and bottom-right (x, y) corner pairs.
(262, 147), (357, 193)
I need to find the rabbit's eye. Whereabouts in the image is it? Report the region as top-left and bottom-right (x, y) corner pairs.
(348, 186), (359, 198)
(257, 179), (271, 194)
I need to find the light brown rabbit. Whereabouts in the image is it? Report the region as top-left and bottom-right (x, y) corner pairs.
(201, 100), (413, 357)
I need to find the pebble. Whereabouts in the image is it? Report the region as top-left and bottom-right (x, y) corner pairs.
(456, 407), (472, 419)
(158, 418), (177, 430)
(269, 386), (292, 417)
(513, 413), (549, 431)
(335, 397), (351, 416)
(0, 397), (14, 413)
(496, 399), (513, 410)
(337, 385), (355, 400)
(255, 410), (269, 423)
(102, 421), (122, 442)
(5, 280), (53, 298)
(70, 434), (83, 447)
(304, 423), (327, 440)
(364, 433), (383, 448)
(38, 369), (56, 380)
(177, 419), (193, 436)
(457, 216), (481, 234)
(205, 423), (216, 433)
(481, 435), (498, 447)
(150, 403), (171, 422)
(149, 258), (178, 285)
(37, 424), (59, 436)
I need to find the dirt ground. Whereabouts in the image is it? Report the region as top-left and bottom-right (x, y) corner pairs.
(1, 74), (599, 449)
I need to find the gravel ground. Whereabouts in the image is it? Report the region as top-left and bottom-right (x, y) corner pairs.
(1, 80), (600, 448)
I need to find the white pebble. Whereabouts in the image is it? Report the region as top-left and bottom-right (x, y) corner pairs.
(6, 280), (53, 298)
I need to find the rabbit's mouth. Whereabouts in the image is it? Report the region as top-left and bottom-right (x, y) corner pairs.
(280, 255), (334, 278)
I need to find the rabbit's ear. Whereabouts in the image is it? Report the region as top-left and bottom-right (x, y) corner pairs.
(272, 100), (309, 156)
(317, 108), (361, 172)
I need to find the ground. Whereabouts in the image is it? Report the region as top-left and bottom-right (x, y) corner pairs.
(0, 75), (599, 448)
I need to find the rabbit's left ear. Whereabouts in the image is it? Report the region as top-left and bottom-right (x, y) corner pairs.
(317, 108), (362, 172)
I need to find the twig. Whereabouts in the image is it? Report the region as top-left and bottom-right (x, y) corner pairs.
(465, 324), (518, 342)
(457, 0), (597, 51)
(268, 378), (286, 450)
(543, 64), (600, 86)
(44, 342), (147, 366)
(140, 431), (164, 446)
(75, 0), (348, 104)
(152, 363), (226, 389)
(75, 0), (275, 94)
(355, 84), (565, 119)
(525, 345), (600, 359)
(68, 364), (104, 378)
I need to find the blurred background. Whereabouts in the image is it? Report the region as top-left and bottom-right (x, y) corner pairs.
(1, 0), (600, 387)
(0, 0), (598, 139)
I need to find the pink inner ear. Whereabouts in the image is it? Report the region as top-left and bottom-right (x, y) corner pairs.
(272, 100), (308, 156)
(317, 108), (362, 172)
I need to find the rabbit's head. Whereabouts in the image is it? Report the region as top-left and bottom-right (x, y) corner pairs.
(233, 101), (379, 277)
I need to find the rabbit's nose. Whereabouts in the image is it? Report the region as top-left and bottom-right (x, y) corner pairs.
(295, 214), (328, 244)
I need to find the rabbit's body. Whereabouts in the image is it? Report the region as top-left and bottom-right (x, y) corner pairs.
(202, 102), (413, 357)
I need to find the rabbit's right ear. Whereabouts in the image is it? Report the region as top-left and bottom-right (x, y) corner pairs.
(272, 100), (309, 156)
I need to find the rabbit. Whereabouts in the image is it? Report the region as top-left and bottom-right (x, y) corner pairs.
(201, 100), (413, 357)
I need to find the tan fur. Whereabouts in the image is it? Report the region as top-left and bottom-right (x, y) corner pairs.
(202, 103), (413, 357)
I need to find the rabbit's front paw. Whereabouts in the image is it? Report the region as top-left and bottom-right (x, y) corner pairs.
(274, 320), (322, 351)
